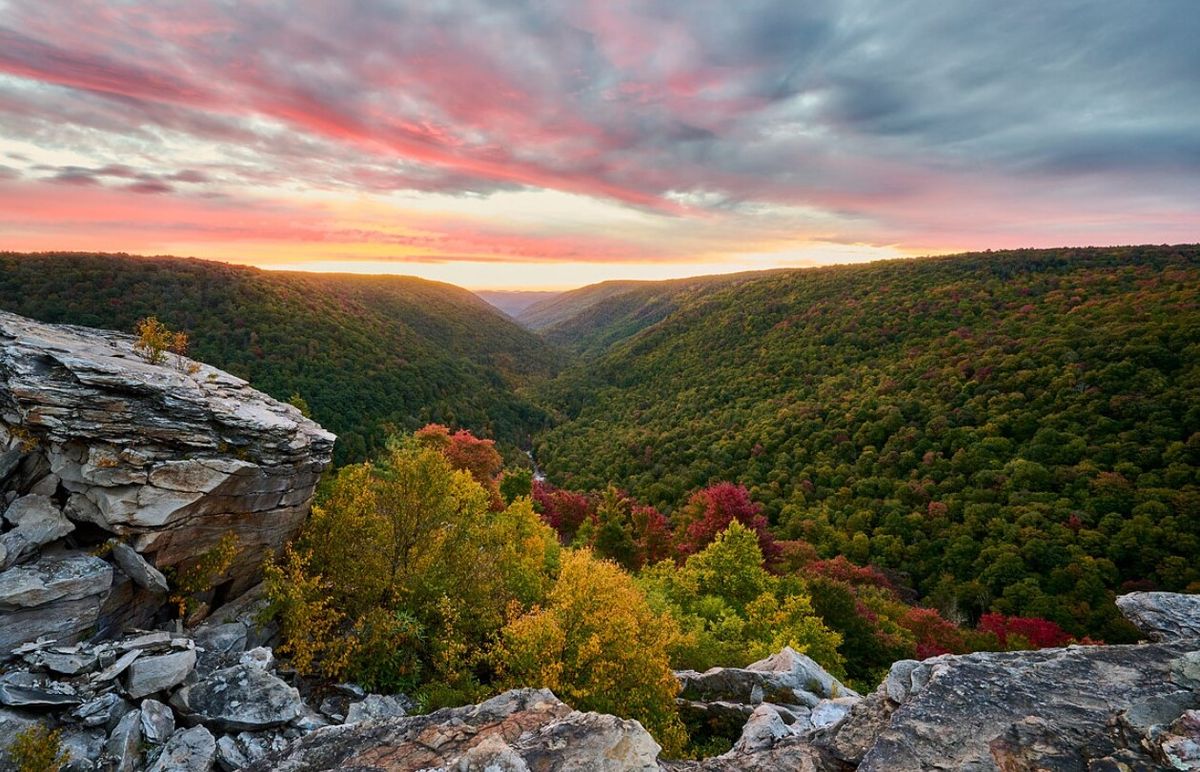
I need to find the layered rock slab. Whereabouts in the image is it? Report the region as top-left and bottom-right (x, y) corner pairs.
(0, 309), (334, 649)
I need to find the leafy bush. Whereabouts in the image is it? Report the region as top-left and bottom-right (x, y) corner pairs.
(640, 522), (844, 676)
(266, 432), (560, 694)
(494, 549), (688, 756)
(7, 724), (66, 772)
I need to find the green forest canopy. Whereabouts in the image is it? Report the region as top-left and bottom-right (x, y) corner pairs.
(533, 245), (1200, 639)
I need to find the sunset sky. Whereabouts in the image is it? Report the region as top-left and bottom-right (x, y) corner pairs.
(1, 1), (1197, 289)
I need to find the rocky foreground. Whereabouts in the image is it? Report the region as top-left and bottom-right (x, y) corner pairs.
(4, 590), (1194, 771)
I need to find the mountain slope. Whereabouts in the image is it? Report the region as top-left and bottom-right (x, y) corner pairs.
(517, 272), (767, 356)
(534, 245), (1200, 638)
(0, 252), (561, 463)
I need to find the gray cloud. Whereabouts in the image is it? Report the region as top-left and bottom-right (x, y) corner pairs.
(0, 0), (1196, 240)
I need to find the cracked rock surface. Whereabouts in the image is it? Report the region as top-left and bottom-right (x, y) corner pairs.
(0, 309), (333, 652)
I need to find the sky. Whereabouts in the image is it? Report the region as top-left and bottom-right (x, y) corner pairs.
(0, 1), (1197, 289)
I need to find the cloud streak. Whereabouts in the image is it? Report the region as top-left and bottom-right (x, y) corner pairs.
(0, 0), (1196, 286)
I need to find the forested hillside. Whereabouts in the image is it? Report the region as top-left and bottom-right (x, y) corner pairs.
(516, 273), (763, 356)
(3, 246), (1196, 646)
(533, 245), (1200, 640)
(0, 252), (561, 463)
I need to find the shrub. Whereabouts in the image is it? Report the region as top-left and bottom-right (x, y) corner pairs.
(640, 522), (844, 677)
(169, 532), (241, 618)
(7, 724), (66, 772)
(133, 316), (191, 370)
(266, 436), (559, 692)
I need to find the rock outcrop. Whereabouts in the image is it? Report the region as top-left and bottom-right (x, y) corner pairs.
(818, 589), (1200, 771)
(0, 309), (334, 652)
(245, 688), (663, 772)
(223, 592), (1200, 771)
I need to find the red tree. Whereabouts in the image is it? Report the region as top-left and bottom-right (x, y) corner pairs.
(531, 480), (594, 544)
(415, 423), (504, 509)
(977, 613), (1072, 649)
(806, 555), (896, 592)
(900, 607), (966, 658)
(673, 482), (780, 563)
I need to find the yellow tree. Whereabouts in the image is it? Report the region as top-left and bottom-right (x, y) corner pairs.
(495, 549), (688, 756)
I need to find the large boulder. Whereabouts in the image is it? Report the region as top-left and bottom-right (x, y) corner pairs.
(677, 647), (856, 709)
(145, 725), (216, 772)
(244, 688), (662, 772)
(0, 309), (334, 648)
(0, 553), (112, 655)
(1117, 591), (1200, 642)
(124, 647), (197, 699)
(819, 593), (1200, 770)
(171, 663), (303, 731)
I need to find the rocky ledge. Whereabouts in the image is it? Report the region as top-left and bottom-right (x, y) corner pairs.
(0, 310), (334, 652)
(245, 591), (1200, 772)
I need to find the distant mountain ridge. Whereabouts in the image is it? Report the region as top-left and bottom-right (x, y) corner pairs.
(475, 289), (562, 318)
(516, 271), (774, 357)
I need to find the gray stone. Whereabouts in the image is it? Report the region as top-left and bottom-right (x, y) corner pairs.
(141, 698), (177, 744)
(29, 472), (60, 497)
(238, 645), (274, 671)
(193, 623), (248, 674)
(676, 646), (855, 709)
(343, 692), (413, 724)
(215, 734), (251, 771)
(91, 648), (140, 683)
(1158, 709), (1200, 769)
(883, 659), (920, 703)
(3, 493), (74, 546)
(73, 692), (134, 731)
(1117, 591), (1200, 642)
(730, 704), (802, 753)
(37, 649), (97, 676)
(0, 447), (22, 484)
(834, 642), (1200, 771)
(0, 553), (111, 608)
(171, 663), (302, 731)
(110, 540), (169, 593)
(126, 647), (197, 698)
(0, 670), (81, 707)
(120, 630), (173, 651)
(104, 708), (142, 772)
(0, 554), (114, 654)
(809, 696), (858, 729)
(292, 704), (331, 732)
(59, 726), (106, 772)
(146, 725), (216, 772)
(244, 688), (661, 772)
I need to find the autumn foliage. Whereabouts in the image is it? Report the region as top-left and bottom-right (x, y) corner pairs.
(494, 549), (688, 755)
(673, 482), (781, 563)
(977, 612), (1073, 650)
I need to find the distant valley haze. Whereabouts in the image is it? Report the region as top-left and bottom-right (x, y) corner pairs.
(0, 1), (1197, 288)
